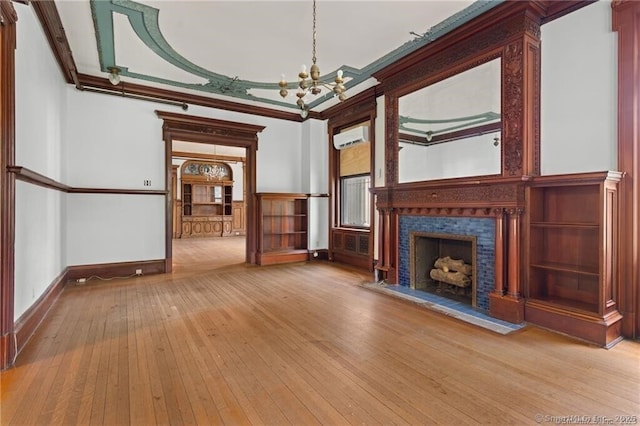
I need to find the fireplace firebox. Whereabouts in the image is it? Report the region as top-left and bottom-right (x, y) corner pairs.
(410, 232), (477, 307)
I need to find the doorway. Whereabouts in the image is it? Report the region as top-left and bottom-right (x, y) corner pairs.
(171, 143), (247, 271)
(156, 111), (264, 271)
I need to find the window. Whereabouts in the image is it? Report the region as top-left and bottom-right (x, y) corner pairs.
(336, 124), (371, 228)
(341, 174), (371, 227)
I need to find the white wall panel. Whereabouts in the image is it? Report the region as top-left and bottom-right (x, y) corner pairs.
(65, 194), (165, 265)
(14, 4), (67, 320)
(15, 4), (65, 180)
(64, 89), (169, 189)
(541, 1), (617, 175)
(14, 183), (64, 320)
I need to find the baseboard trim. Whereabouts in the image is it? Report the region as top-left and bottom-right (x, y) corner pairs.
(65, 259), (166, 282)
(12, 259), (166, 364)
(14, 268), (68, 358)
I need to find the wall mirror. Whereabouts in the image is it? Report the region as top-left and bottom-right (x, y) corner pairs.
(398, 57), (502, 183)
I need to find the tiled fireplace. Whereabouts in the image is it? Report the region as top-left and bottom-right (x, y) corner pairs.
(399, 216), (495, 311)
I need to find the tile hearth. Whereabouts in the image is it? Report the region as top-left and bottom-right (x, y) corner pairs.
(363, 282), (525, 335)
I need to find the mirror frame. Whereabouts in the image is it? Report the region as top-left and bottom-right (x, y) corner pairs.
(376, 9), (542, 187)
(396, 53), (503, 183)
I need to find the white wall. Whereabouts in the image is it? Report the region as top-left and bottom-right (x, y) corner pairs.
(301, 119), (330, 250)
(62, 91), (322, 263)
(541, 0), (617, 175)
(14, 4), (67, 319)
(184, 104), (305, 193)
(63, 89), (176, 265)
(65, 194), (165, 265)
(64, 89), (168, 189)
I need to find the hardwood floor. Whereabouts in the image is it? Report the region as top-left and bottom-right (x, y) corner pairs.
(1, 237), (639, 425)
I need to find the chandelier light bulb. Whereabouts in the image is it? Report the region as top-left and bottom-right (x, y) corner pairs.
(107, 67), (121, 85)
(279, 74), (288, 98)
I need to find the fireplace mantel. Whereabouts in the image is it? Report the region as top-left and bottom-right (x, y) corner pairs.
(373, 175), (531, 213)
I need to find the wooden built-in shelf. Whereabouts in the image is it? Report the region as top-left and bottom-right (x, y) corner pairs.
(525, 171), (623, 348)
(257, 193), (309, 265)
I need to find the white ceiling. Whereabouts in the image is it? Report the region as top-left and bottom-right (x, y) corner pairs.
(55, 0), (495, 114)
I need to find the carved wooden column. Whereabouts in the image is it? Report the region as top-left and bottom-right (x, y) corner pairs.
(506, 208), (523, 298)
(492, 208), (505, 296)
(612, 0), (640, 339)
(501, 13), (541, 178)
(0, 0), (17, 371)
(376, 208), (394, 281)
(489, 208), (524, 323)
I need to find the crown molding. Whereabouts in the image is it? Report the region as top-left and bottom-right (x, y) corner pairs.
(30, 0), (79, 86)
(78, 74), (303, 122)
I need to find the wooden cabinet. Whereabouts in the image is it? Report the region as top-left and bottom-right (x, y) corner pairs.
(180, 160), (234, 238)
(524, 171), (623, 347)
(257, 193), (308, 265)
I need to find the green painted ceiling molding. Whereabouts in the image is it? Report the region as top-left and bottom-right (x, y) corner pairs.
(400, 111), (501, 136)
(91, 0), (502, 112)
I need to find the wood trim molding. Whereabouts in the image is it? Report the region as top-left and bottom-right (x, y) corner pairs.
(612, 0), (640, 339)
(65, 259), (166, 281)
(156, 111), (261, 268)
(8, 166), (168, 195)
(0, 0), (17, 371)
(321, 87), (377, 123)
(8, 166), (67, 191)
(30, 0), (79, 87)
(327, 93), (377, 271)
(14, 268), (67, 358)
(79, 74), (303, 122)
(540, 0), (597, 24)
(156, 110), (265, 146)
(172, 151), (245, 163)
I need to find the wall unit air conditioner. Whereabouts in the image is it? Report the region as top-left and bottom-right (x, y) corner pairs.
(333, 125), (369, 150)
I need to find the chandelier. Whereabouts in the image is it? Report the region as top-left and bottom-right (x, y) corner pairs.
(200, 163), (228, 181)
(278, 0), (347, 118)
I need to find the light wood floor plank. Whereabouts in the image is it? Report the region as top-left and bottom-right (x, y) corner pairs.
(2, 236), (639, 425)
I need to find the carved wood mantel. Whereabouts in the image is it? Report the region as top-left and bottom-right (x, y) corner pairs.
(371, 1), (548, 324)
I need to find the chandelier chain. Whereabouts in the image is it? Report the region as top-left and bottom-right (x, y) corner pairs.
(277, 0), (346, 117)
(312, 0), (317, 65)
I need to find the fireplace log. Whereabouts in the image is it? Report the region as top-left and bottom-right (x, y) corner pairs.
(434, 256), (472, 276)
(429, 269), (471, 287)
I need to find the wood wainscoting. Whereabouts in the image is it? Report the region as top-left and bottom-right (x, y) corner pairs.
(330, 228), (373, 271)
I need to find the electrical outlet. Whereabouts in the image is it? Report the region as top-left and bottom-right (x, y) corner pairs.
(143, 180), (151, 186)
(135, 269), (143, 275)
